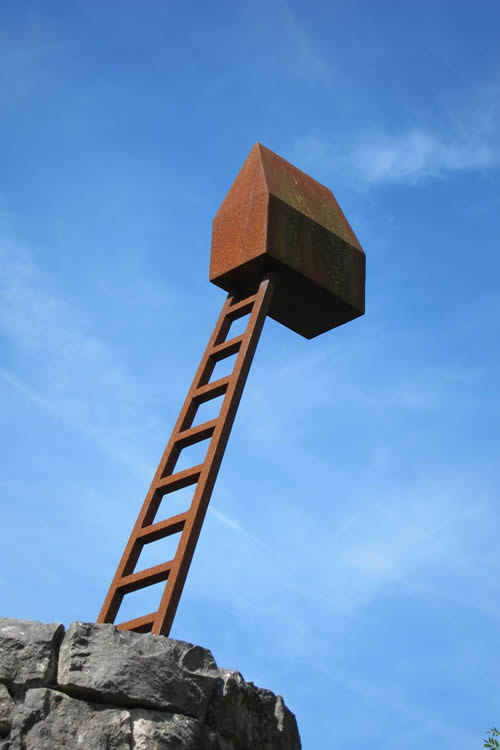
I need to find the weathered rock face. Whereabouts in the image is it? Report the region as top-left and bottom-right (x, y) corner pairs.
(0, 619), (301, 750)
(10, 689), (132, 750)
(58, 621), (217, 718)
(0, 618), (63, 691)
(0, 683), (14, 735)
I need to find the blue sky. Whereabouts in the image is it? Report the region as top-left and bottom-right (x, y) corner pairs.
(1, 1), (499, 748)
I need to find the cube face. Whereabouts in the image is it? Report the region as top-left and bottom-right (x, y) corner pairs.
(210, 144), (365, 339)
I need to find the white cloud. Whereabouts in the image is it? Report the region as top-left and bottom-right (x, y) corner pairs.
(293, 87), (500, 185)
(349, 127), (497, 184)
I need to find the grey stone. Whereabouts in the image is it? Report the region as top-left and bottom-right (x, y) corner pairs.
(0, 618), (64, 690)
(131, 708), (234, 750)
(1, 618), (301, 749)
(9, 688), (131, 750)
(207, 670), (301, 750)
(273, 695), (302, 750)
(0, 683), (14, 735)
(58, 621), (218, 718)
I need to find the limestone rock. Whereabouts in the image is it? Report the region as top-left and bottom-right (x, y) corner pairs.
(9, 688), (132, 750)
(0, 618), (64, 690)
(58, 621), (218, 718)
(0, 618), (301, 749)
(207, 670), (301, 750)
(0, 683), (14, 735)
(131, 708), (234, 750)
(273, 695), (302, 750)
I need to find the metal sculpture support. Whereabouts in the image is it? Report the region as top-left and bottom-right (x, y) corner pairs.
(98, 143), (365, 636)
(98, 276), (274, 635)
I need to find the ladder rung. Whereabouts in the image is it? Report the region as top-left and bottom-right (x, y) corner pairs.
(156, 464), (203, 492)
(138, 513), (188, 543)
(117, 560), (173, 595)
(227, 294), (257, 317)
(116, 612), (156, 633)
(194, 375), (231, 402)
(211, 334), (244, 360)
(175, 419), (217, 448)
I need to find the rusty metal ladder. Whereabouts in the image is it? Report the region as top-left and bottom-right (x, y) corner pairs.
(98, 274), (275, 636)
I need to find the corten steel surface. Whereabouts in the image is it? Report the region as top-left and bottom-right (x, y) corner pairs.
(98, 276), (274, 636)
(210, 143), (365, 338)
(98, 144), (366, 636)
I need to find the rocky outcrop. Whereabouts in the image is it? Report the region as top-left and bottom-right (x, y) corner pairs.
(0, 618), (301, 749)
(0, 619), (63, 691)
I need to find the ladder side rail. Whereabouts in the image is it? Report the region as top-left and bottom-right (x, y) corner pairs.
(97, 287), (255, 625)
(153, 274), (275, 635)
(98, 278), (273, 628)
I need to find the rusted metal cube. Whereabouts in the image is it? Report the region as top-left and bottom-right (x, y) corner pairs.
(210, 143), (365, 339)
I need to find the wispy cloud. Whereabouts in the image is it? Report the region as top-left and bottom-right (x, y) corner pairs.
(200, 464), (491, 616)
(0, 11), (62, 112)
(324, 663), (477, 750)
(276, 0), (330, 82)
(0, 236), (169, 479)
(293, 87), (500, 185)
(295, 127), (499, 186)
(349, 127), (497, 184)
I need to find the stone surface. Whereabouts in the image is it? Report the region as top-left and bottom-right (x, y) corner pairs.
(58, 621), (218, 717)
(9, 688), (131, 750)
(207, 670), (301, 750)
(273, 694), (302, 750)
(0, 618), (64, 690)
(0, 618), (301, 749)
(0, 683), (14, 735)
(131, 708), (233, 750)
